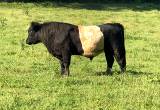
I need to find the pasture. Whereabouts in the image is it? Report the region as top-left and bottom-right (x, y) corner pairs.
(0, 2), (160, 110)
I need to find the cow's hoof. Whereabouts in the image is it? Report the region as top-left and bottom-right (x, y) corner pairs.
(106, 73), (113, 76)
(62, 72), (69, 77)
(106, 68), (113, 75)
(121, 67), (126, 73)
(62, 74), (69, 77)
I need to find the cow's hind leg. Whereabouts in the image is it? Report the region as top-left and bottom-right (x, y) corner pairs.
(105, 51), (114, 75)
(104, 43), (114, 75)
(114, 47), (126, 73)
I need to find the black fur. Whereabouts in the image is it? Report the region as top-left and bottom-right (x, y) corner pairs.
(99, 23), (126, 74)
(26, 22), (83, 76)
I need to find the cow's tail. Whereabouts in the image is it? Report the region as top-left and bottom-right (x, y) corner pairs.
(115, 23), (125, 43)
(114, 23), (124, 38)
(119, 23), (124, 39)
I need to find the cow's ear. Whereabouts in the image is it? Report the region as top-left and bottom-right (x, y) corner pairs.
(31, 22), (41, 32)
(31, 22), (39, 26)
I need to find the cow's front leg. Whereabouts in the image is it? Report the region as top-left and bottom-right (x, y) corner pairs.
(62, 51), (71, 76)
(59, 60), (65, 75)
(63, 62), (70, 76)
(62, 56), (71, 76)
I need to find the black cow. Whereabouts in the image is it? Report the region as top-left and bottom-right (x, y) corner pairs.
(26, 22), (126, 76)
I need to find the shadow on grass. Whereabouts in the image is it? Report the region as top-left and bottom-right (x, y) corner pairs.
(34, 2), (160, 11)
(95, 70), (153, 76)
(1, 2), (160, 11)
(95, 70), (119, 76)
(151, 79), (160, 84)
(127, 70), (153, 75)
(96, 71), (107, 76)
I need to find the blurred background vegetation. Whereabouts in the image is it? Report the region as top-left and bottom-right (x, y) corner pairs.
(1, 0), (160, 3)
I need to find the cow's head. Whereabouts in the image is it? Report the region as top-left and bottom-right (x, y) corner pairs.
(26, 22), (42, 45)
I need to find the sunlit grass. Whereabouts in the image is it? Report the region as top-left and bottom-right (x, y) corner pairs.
(0, 2), (160, 110)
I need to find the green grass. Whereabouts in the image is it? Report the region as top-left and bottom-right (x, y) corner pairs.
(0, 2), (160, 110)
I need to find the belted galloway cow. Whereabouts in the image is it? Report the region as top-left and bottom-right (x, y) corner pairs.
(26, 22), (126, 76)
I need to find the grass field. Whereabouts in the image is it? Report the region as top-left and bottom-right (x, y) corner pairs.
(0, 2), (160, 110)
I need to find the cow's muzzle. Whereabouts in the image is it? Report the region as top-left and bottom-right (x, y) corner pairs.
(26, 39), (32, 45)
